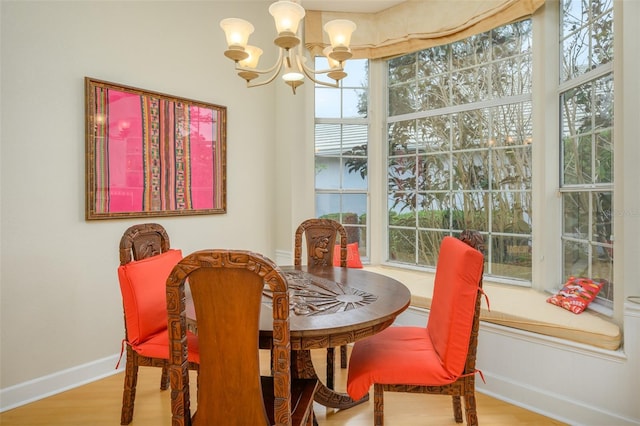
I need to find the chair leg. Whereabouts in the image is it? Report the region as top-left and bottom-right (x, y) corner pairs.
(452, 395), (463, 423)
(340, 344), (348, 368)
(160, 363), (170, 390)
(326, 347), (335, 390)
(120, 348), (138, 425)
(464, 393), (478, 426)
(374, 384), (384, 426)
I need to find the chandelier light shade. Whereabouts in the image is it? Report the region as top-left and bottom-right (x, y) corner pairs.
(219, 0), (356, 94)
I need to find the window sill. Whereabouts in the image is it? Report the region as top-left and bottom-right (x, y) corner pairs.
(363, 265), (622, 351)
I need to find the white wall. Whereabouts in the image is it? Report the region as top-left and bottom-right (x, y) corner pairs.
(0, 1), (284, 392)
(2, 1), (640, 424)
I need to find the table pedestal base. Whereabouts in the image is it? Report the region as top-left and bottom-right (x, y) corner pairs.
(291, 349), (369, 409)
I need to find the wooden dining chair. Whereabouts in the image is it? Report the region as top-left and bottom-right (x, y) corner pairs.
(117, 223), (199, 425)
(346, 230), (486, 426)
(294, 218), (348, 390)
(166, 249), (318, 426)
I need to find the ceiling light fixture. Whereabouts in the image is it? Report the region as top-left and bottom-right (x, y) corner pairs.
(220, 0), (356, 94)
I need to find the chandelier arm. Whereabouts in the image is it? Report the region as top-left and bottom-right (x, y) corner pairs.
(294, 54), (339, 88)
(300, 61), (344, 77)
(235, 47), (285, 76)
(244, 60), (283, 87)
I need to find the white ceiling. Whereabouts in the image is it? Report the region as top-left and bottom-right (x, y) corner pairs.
(225, 1), (405, 14)
(301, 0), (405, 13)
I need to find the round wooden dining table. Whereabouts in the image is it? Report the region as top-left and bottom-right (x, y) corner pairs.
(259, 265), (411, 409)
(185, 264), (411, 410)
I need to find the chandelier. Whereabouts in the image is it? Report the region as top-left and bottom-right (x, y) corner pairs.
(219, 0), (357, 94)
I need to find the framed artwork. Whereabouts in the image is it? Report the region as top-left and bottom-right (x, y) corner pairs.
(85, 77), (226, 220)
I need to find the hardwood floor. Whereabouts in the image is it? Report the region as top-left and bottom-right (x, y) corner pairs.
(0, 349), (565, 425)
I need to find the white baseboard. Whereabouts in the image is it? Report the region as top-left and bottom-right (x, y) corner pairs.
(0, 354), (123, 412)
(478, 371), (638, 426)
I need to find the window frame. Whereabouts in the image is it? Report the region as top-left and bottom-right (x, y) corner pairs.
(308, 0), (622, 318)
(313, 58), (371, 261)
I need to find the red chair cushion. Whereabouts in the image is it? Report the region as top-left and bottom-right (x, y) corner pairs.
(333, 242), (363, 268)
(118, 249), (182, 346)
(346, 236), (483, 401)
(347, 326), (452, 401)
(426, 237), (483, 380)
(133, 329), (200, 363)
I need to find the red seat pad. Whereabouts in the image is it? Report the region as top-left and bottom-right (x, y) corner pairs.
(347, 326), (452, 401)
(131, 329), (200, 363)
(118, 249), (183, 345)
(346, 237), (484, 401)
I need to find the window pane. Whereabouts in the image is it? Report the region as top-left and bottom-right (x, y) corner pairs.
(315, 156), (340, 189)
(451, 34), (489, 69)
(591, 7), (613, 68)
(563, 192), (589, 235)
(417, 230), (447, 265)
(453, 111), (488, 150)
(417, 46), (448, 77)
(562, 134), (592, 185)
(342, 193), (367, 219)
(341, 124), (368, 155)
(388, 228), (416, 263)
(388, 156), (417, 194)
(452, 151), (488, 190)
(419, 154), (449, 191)
(417, 192), (449, 228)
(563, 239), (589, 277)
(388, 120), (416, 156)
(452, 67), (489, 103)
(388, 54), (416, 85)
(416, 116), (449, 152)
(388, 193), (415, 226)
(316, 193), (340, 217)
(315, 88), (340, 118)
(494, 20), (532, 56)
(343, 89), (367, 118)
(592, 191), (612, 244)
(416, 75), (450, 110)
(451, 191), (488, 231)
(491, 192), (532, 233)
(492, 235), (532, 280)
(561, 0), (613, 82)
(315, 123), (340, 156)
(493, 102), (533, 147)
(341, 59), (368, 87)
(561, 25), (590, 82)
(491, 146), (532, 190)
(388, 83), (416, 116)
(595, 131), (613, 183)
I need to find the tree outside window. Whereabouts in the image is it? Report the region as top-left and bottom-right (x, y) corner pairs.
(384, 21), (533, 282)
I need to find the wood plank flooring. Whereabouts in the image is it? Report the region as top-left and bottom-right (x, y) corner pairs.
(0, 349), (566, 425)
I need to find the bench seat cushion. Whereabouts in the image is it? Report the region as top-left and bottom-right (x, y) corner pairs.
(363, 266), (622, 351)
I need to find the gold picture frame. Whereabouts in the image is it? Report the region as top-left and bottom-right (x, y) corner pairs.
(85, 77), (226, 220)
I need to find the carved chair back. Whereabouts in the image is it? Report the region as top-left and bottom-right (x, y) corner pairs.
(294, 218), (347, 267)
(119, 223), (170, 265)
(166, 250), (316, 426)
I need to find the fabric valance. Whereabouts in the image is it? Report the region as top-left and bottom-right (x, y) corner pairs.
(305, 0), (545, 60)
